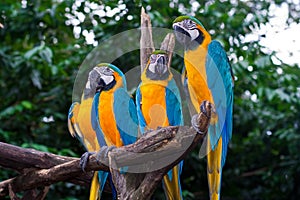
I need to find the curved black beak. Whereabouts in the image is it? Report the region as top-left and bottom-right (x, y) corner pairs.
(173, 24), (191, 45)
(96, 78), (105, 92)
(156, 56), (167, 75)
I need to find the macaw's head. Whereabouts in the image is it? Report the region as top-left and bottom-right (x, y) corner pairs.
(144, 50), (171, 81)
(84, 63), (126, 98)
(173, 16), (211, 50)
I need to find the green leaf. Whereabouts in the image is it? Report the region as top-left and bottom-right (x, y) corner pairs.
(24, 43), (44, 59)
(39, 46), (53, 64)
(275, 88), (290, 102)
(20, 100), (33, 109)
(30, 70), (42, 89)
(265, 88), (276, 101)
(255, 56), (271, 68)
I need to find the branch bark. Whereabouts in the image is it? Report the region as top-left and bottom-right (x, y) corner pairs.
(160, 33), (175, 68)
(0, 142), (108, 197)
(0, 142), (94, 197)
(106, 101), (211, 199)
(140, 7), (154, 73)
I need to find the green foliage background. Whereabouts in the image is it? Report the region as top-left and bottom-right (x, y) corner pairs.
(1, 0), (299, 199)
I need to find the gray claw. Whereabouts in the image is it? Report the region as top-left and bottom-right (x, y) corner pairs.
(192, 100), (212, 134)
(200, 100), (211, 118)
(192, 114), (204, 135)
(80, 152), (95, 172)
(95, 145), (117, 164)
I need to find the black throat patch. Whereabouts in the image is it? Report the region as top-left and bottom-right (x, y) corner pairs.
(96, 77), (116, 93)
(146, 69), (170, 81)
(186, 30), (204, 51)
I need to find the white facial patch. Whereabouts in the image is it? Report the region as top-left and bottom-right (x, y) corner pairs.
(101, 74), (114, 85)
(148, 63), (156, 73)
(93, 66), (115, 85)
(188, 28), (200, 41)
(85, 79), (91, 89)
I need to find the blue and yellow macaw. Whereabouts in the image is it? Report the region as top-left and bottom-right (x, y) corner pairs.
(68, 63), (139, 200)
(68, 67), (102, 200)
(136, 50), (184, 200)
(173, 16), (234, 200)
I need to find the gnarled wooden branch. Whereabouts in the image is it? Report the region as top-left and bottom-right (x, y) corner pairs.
(109, 101), (211, 200)
(0, 142), (108, 197)
(160, 33), (175, 68)
(140, 7), (154, 73)
(0, 142), (95, 197)
(140, 7), (175, 71)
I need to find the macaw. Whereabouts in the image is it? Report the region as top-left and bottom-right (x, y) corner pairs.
(136, 50), (184, 200)
(68, 63), (139, 200)
(68, 68), (102, 200)
(173, 16), (234, 200)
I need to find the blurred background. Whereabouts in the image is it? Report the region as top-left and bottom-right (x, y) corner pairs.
(1, 0), (299, 199)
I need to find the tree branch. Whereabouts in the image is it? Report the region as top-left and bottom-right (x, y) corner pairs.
(140, 7), (154, 73)
(108, 101), (211, 199)
(160, 33), (175, 68)
(0, 142), (94, 197)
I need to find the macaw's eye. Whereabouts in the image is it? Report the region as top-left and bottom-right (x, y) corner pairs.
(187, 19), (195, 27)
(102, 67), (114, 76)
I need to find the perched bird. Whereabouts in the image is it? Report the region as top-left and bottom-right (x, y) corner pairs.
(136, 50), (184, 200)
(68, 63), (139, 200)
(173, 16), (234, 200)
(68, 68), (102, 200)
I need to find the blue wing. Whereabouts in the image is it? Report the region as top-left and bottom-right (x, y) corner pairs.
(135, 83), (147, 134)
(113, 88), (139, 145)
(98, 171), (109, 197)
(91, 92), (107, 147)
(206, 40), (234, 167)
(165, 79), (184, 126)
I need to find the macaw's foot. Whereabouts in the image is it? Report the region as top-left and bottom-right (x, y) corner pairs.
(80, 152), (95, 172)
(192, 114), (204, 134)
(95, 145), (117, 164)
(192, 100), (212, 134)
(200, 100), (212, 118)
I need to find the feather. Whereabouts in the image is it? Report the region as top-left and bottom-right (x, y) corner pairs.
(206, 40), (234, 200)
(113, 88), (139, 145)
(135, 84), (148, 134)
(207, 40), (233, 166)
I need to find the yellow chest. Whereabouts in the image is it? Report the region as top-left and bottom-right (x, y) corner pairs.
(78, 98), (100, 151)
(98, 91), (123, 147)
(140, 83), (169, 129)
(184, 48), (213, 112)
